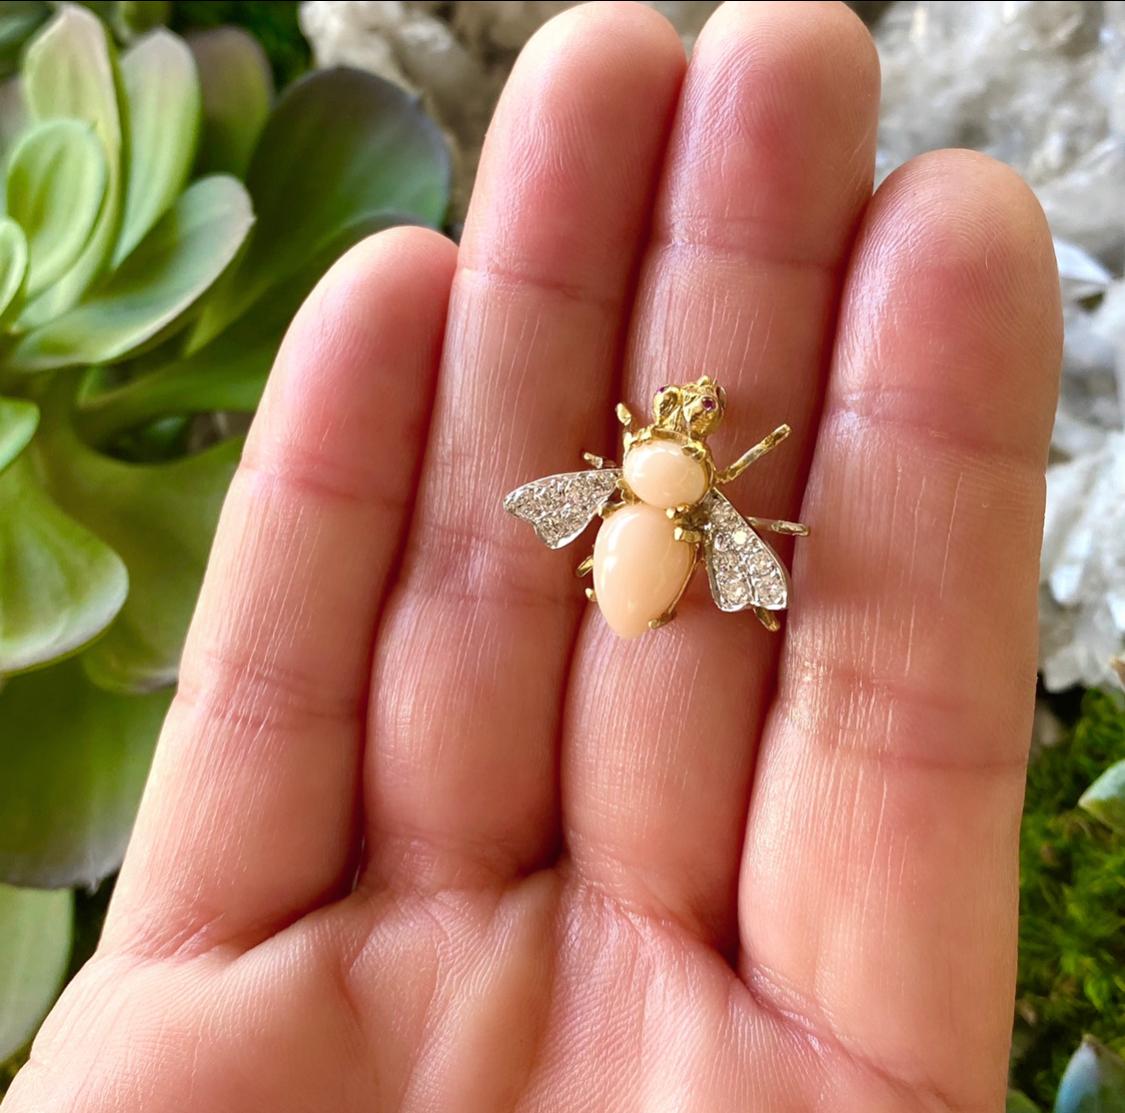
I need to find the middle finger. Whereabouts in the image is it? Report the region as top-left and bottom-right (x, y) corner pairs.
(564, 0), (881, 948)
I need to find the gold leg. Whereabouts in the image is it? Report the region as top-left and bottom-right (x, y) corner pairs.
(748, 517), (809, 537)
(585, 586), (597, 603)
(649, 609), (676, 630)
(718, 424), (791, 485)
(576, 554), (594, 577)
(754, 607), (781, 632)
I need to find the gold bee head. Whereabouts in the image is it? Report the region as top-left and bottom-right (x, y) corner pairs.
(651, 375), (726, 439)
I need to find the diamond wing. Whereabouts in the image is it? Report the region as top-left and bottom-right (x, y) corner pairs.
(702, 489), (790, 612)
(503, 468), (622, 549)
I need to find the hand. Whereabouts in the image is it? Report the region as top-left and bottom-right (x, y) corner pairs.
(3, 3), (1061, 1111)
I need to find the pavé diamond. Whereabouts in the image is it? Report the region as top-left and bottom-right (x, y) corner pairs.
(702, 490), (789, 612)
(503, 468), (622, 549)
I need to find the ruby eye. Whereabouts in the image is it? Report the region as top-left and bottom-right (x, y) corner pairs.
(702, 398), (716, 411)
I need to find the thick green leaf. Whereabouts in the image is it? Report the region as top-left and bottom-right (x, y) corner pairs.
(112, 29), (200, 265)
(35, 390), (239, 691)
(0, 74), (28, 162)
(191, 67), (449, 347)
(8, 174), (253, 371)
(1079, 759), (1125, 834)
(187, 27), (271, 177)
(0, 2), (47, 80)
(1008, 1093), (1042, 1113)
(77, 211), (411, 440)
(0, 394), (36, 471)
(0, 657), (170, 887)
(0, 884), (71, 1060)
(19, 4), (121, 324)
(5, 118), (106, 296)
(0, 213), (26, 319)
(1056, 1037), (1125, 1113)
(0, 455), (127, 672)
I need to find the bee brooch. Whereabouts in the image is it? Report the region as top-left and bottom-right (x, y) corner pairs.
(502, 376), (808, 638)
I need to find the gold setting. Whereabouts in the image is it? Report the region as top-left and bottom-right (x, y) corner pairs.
(502, 376), (808, 632)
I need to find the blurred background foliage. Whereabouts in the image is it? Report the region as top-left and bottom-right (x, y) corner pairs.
(0, 3), (1121, 1110)
(1014, 689), (1125, 1107)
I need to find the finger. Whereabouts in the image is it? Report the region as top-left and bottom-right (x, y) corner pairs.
(741, 151), (1061, 1108)
(364, 3), (686, 889)
(103, 229), (456, 956)
(564, 0), (879, 946)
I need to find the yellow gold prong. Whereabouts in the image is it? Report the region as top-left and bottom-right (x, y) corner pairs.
(665, 503), (694, 520)
(584, 586), (596, 602)
(649, 609), (676, 630)
(673, 526), (703, 544)
(754, 607), (781, 632)
(576, 554), (594, 577)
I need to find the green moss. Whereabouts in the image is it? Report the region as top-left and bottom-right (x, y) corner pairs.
(1013, 689), (1125, 1106)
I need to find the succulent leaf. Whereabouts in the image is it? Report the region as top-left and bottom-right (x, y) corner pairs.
(0, 1), (48, 80)
(0, 455), (127, 673)
(113, 28), (200, 265)
(32, 377), (240, 691)
(0, 74), (27, 158)
(187, 26), (271, 177)
(20, 4), (122, 324)
(5, 118), (106, 297)
(1009, 1092), (1043, 1113)
(0, 883), (71, 1061)
(0, 394), (36, 472)
(190, 67), (449, 348)
(8, 174), (253, 371)
(77, 210), (412, 438)
(110, 0), (170, 43)
(1055, 1037), (1125, 1113)
(0, 213), (27, 319)
(1079, 759), (1125, 834)
(0, 657), (170, 887)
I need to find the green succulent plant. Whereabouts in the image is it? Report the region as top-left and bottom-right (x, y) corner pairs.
(1054, 1037), (1125, 1113)
(0, 0), (171, 74)
(0, 2), (448, 1064)
(1007, 1039), (1125, 1113)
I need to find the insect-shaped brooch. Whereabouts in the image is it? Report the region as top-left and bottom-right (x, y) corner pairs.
(502, 375), (809, 638)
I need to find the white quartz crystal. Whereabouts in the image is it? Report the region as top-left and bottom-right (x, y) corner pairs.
(299, 1), (718, 219)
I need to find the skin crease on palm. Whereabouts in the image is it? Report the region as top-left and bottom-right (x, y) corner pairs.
(3, 2), (1064, 1111)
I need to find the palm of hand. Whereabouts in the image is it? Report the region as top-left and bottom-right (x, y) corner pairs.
(3, 4), (1062, 1112)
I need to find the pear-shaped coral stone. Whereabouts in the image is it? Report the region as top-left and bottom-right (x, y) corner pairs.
(593, 504), (694, 638)
(623, 439), (708, 509)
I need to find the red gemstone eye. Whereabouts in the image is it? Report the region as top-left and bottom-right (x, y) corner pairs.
(702, 397), (716, 411)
